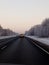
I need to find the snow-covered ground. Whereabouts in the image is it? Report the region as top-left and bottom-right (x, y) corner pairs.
(26, 36), (49, 46)
(0, 35), (18, 40)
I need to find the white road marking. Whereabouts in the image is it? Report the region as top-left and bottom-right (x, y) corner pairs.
(33, 42), (49, 54)
(1, 46), (7, 50)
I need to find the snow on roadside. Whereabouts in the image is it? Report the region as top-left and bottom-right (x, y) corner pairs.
(0, 35), (17, 39)
(26, 36), (49, 45)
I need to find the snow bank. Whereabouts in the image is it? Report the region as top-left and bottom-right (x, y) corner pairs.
(26, 36), (49, 46)
(0, 35), (17, 40)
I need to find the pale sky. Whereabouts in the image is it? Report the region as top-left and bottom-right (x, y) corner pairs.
(0, 0), (49, 33)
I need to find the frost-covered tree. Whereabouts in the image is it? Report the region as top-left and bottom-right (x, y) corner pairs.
(41, 18), (49, 37)
(25, 18), (49, 37)
(25, 27), (35, 35)
(42, 18), (49, 26)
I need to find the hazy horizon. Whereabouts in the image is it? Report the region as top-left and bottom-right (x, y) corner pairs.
(0, 0), (49, 33)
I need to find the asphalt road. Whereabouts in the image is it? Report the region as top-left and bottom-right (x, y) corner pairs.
(0, 37), (49, 65)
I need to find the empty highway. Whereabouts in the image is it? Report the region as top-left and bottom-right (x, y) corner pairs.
(0, 36), (49, 65)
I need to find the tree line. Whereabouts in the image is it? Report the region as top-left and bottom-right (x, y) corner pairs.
(0, 25), (17, 36)
(25, 18), (49, 37)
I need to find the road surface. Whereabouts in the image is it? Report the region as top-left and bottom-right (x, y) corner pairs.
(0, 36), (49, 65)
